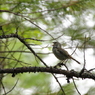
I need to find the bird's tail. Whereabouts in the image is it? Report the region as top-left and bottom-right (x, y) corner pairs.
(71, 57), (80, 64)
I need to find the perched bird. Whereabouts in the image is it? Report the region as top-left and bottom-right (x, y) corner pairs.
(52, 42), (80, 64)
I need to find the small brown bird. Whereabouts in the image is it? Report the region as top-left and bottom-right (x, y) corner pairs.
(52, 42), (80, 64)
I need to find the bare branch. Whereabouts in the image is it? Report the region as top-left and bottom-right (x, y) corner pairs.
(0, 67), (95, 81)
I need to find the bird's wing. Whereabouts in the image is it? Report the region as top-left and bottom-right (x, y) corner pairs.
(58, 48), (70, 58)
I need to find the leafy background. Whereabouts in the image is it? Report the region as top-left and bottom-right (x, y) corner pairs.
(0, 0), (95, 95)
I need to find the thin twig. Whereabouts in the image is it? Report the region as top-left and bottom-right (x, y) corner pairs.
(72, 78), (81, 95)
(3, 79), (19, 95)
(24, 18), (55, 40)
(1, 81), (6, 95)
(71, 43), (79, 55)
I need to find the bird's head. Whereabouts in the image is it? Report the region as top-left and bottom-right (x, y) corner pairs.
(53, 42), (61, 48)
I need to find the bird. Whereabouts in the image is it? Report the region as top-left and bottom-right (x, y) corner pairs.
(52, 42), (80, 64)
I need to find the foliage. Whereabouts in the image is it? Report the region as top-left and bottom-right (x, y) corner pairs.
(0, 0), (95, 95)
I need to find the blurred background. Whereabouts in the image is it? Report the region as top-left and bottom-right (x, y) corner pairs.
(0, 0), (95, 95)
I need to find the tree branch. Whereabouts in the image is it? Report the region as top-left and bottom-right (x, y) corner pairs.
(0, 66), (95, 80)
(0, 33), (65, 93)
